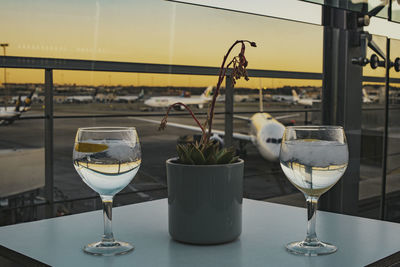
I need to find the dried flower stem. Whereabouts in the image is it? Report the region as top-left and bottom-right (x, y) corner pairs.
(206, 40), (256, 141)
(159, 102), (207, 142)
(159, 40), (256, 146)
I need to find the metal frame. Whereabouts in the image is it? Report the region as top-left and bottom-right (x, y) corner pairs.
(44, 69), (54, 215)
(380, 38), (391, 220)
(2, 56), (399, 83)
(320, 4), (400, 220)
(320, 6), (364, 215)
(224, 75), (234, 147)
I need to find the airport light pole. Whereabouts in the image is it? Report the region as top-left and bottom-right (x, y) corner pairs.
(1, 43), (9, 109)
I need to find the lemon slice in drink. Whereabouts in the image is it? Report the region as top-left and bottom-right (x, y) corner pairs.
(75, 142), (108, 153)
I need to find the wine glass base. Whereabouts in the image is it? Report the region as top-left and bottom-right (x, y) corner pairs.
(83, 241), (134, 256)
(286, 240), (337, 256)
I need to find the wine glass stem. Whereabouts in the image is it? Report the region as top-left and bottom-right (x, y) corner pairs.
(101, 195), (115, 243)
(305, 196), (319, 245)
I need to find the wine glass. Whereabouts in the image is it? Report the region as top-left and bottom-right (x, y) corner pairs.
(279, 126), (348, 256)
(73, 127), (141, 256)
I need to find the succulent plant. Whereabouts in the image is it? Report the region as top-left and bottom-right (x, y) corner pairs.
(177, 142), (238, 165)
(159, 40), (256, 165)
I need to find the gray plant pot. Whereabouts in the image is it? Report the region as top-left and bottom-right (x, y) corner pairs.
(166, 158), (244, 245)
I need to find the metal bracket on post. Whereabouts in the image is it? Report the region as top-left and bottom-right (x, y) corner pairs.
(224, 75), (234, 148)
(44, 69), (54, 217)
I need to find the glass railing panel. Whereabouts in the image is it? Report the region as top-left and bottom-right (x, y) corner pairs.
(50, 70), (324, 209)
(386, 38), (400, 222)
(51, 71), (217, 212)
(50, 70), (325, 208)
(0, 69), (45, 226)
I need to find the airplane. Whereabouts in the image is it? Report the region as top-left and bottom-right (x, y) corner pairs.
(132, 91), (299, 161)
(114, 89), (144, 103)
(65, 95), (94, 103)
(144, 86), (213, 110)
(0, 90), (34, 126)
(291, 90), (321, 107)
(234, 94), (259, 102)
(271, 93), (294, 103)
(11, 92), (39, 104)
(292, 88), (373, 106)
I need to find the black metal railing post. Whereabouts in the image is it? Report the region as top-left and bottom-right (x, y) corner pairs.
(380, 38), (391, 220)
(305, 110), (308, 125)
(320, 6), (363, 215)
(44, 69), (54, 217)
(224, 75), (234, 148)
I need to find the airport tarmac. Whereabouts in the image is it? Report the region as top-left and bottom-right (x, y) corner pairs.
(0, 101), (399, 223)
(0, 102), (307, 216)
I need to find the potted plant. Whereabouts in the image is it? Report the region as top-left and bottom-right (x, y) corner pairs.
(159, 40), (256, 245)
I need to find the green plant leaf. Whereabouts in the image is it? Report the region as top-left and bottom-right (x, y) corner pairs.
(229, 156), (239, 164)
(216, 149), (235, 164)
(191, 145), (206, 165)
(177, 144), (194, 164)
(176, 144), (185, 157)
(202, 142), (217, 159)
(205, 154), (217, 164)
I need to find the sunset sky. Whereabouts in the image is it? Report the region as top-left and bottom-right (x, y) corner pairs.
(0, 0), (398, 88)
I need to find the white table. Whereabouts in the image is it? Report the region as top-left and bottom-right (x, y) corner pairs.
(0, 199), (399, 267)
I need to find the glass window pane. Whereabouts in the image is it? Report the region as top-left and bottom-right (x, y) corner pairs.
(0, 0), (322, 73)
(302, 0), (388, 19)
(359, 34), (387, 220)
(0, 69), (45, 226)
(168, 0), (322, 25)
(392, 0), (400, 23)
(2, 0), (326, 221)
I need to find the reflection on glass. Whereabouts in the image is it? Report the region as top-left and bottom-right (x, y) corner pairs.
(302, 0), (388, 18)
(392, 0), (400, 22)
(386, 38), (400, 222)
(358, 34), (387, 220)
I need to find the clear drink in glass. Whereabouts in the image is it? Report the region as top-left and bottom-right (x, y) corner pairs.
(279, 126), (348, 256)
(73, 127), (141, 256)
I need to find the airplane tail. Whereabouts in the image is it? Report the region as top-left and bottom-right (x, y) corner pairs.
(22, 90), (35, 112)
(138, 89), (144, 100)
(201, 86), (213, 99)
(14, 95), (21, 112)
(362, 88), (372, 103)
(362, 88), (368, 98)
(292, 89), (299, 102)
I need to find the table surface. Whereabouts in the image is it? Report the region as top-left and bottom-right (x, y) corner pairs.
(0, 199), (399, 267)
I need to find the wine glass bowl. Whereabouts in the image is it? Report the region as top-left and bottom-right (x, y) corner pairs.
(73, 127), (141, 256)
(279, 126), (348, 256)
